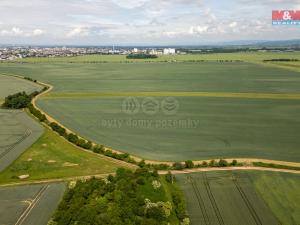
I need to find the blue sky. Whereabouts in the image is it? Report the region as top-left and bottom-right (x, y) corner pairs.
(0, 0), (299, 45)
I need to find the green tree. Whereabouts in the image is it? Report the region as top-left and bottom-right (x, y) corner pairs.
(218, 159), (228, 167)
(185, 160), (194, 169)
(2, 92), (31, 109)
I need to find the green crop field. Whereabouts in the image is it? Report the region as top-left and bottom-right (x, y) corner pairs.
(0, 109), (44, 172)
(0, 74), (44, 171)
(0, 129), (135, 184)
(0, 54), (300, 162)
(249, 171), (300, 225)
(0, 183), (66, 225)
(176, 171), (300, 225)
(0, 74), (42, 101)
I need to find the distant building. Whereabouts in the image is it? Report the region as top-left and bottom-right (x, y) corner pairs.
(163, 48), (176, 55)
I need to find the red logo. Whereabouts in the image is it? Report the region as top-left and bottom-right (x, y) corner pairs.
(272, 10), (300, 20)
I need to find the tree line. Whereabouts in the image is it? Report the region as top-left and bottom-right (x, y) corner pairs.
(126, 54), (158, 59)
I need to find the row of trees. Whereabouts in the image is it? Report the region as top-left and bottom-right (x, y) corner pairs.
(172, 159), (238, 170)
(50, 168), (188, 225)
(263, 58), (299, 62)
(138, 159), (239, 171)
(126, 54), (158, 59)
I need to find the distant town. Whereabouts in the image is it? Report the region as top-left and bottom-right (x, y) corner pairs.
(0, 45), (299, 61)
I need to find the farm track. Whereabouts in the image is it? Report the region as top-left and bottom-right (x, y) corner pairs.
(232, 175), (262, 225)
(14, 185), (49, 225)
(187, 175), (211, 225)
(202, 173), (225, 225)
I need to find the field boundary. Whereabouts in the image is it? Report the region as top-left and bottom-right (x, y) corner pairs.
(43, 91), (300, 100)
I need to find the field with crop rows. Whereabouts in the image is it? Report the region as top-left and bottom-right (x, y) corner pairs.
(0, 109), (44, 172)
(249, 171), (300, 225)
(0, 57), (300, 162)
(0, 75), (44, 172)
(176, 171), (279, 225)
(0, 183), (66, 225)
(176, 171), (300, 225)
(0, 74), (41, 101)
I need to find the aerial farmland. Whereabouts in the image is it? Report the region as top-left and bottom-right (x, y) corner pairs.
(1, 0), (300, 224)
(0, 52), (299, 225)
(1, 56), (300, 161)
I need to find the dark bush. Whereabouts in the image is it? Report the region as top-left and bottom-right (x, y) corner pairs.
(2, 92), (31, 109)
(218, 159), (229, 167)
(173, 162), (184, 170)
(185, 160), (194, 169)
(50, 122), (66, 136)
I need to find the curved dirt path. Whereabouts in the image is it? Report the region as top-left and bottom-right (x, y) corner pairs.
(1, 166), (299, 188)
(5, 73), (300, 169)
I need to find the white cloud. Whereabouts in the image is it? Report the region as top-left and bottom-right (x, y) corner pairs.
(111, 0), (148, 9)
(32, 29), (44, 36)
(0, 0), (299, 44)
(1, 27), (23, 36)
(0, 27), (45, 37)
(189, 25), (209, 34)
(229, 22), (237, 28)
(66, 27), (89, 38)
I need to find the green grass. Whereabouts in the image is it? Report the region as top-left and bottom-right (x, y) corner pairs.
(0, 129), (135, 184)
(248, 171), (300, 225)
(253, 162), (300, 171)
(176, 171), (280, 225)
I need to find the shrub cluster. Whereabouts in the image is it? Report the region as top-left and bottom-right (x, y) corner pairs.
(51, 168), (188, 225)
(2, 92), (32, 109)
(24, 76), (37, 82)
(28, 103), (47, 122)
(169, 159), (239, 170)
(49, 122), (67, 136)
